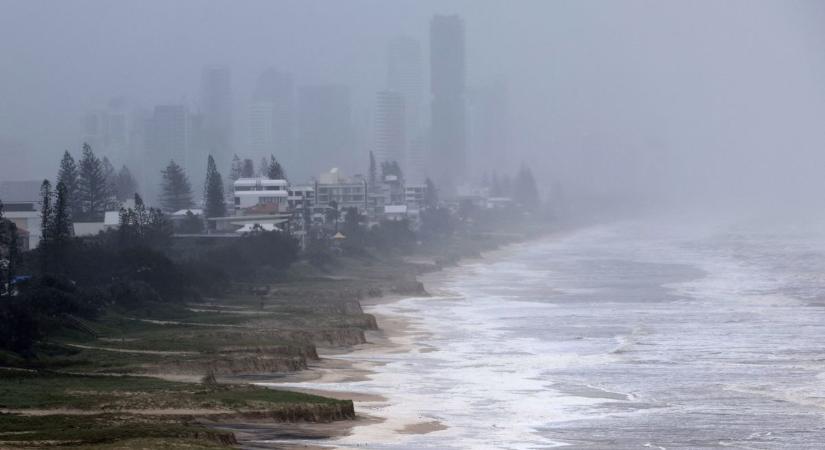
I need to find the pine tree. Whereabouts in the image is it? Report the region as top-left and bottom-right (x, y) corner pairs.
(53, 182), (73, 240)
(259, 157), (268, 177)
(57, 150), (81, 219)
(229, 154), (242, 181)
(241, 159), (255, 178)
(114, 165), (138, 201)
(38, 180), (53, 273)
(159, 160), (194, 212)
(77, 143), (112, 221)
(204, 155), (226, 219)
(514, 164), (540, 210)
(39, 180), (53, 243)
(133, 193), (149, 236)
(424, 178), (438, 209)
(266, 155), (285, 180)
(102, 156), (115, 186)
(368, 151), (377, 191)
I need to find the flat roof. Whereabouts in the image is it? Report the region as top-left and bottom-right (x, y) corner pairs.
(208, 213), (292, 222)
(234, 190), (288, 197)
(0, 180), (41, 202)
(234, 178), (288, 187)
(384, 205), (408, 214)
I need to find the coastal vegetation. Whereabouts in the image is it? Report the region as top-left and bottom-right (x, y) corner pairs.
(0, 143), (549, 448)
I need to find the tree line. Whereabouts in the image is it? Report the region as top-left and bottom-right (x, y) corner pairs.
(57, 143), (138, 222)
(0, 145), (300, 358)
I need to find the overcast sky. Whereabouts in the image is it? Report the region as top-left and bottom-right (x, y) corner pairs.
(2, 0), (825, 212)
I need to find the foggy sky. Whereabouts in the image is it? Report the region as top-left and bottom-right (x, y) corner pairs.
(3, 0), (825, 212)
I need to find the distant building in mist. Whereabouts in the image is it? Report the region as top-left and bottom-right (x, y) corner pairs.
(406, 135), (429, 185)
(387, 36), (426, 184)
(147, 105), (188, 166)
(82, 97), (139, 164)
(248, 68), (295, 168)
(201, 65), (233, 167)
(297, 85), (354, 178)
(144, 105), (205, 198)
(468, 82), (509, 177)
(430, 14), (466, 194)
(373, 90), (406, 171)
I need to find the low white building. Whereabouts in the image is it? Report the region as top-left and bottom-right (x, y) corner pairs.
(382, 204), (408, 221)
(233, 178), (289, 212)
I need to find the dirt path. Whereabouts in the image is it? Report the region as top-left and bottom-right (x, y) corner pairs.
(64, 343), (197, 356)
(0, 408), (236, 416)
(126, 317), (249, 328)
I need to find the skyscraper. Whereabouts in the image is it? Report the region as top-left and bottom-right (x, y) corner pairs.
(388, 37), (423, 141)
(430, 14), (466, 194)
(387, 36), (425, 183)
(81, 97), (134, 163)
(201, 65), (233, 167)
(144, 105), (206, 201)
(248, 68), (294, 168)
(297, 84), (354, 178)
(373, 90), (406, 172)
(147, 105), (188, 168)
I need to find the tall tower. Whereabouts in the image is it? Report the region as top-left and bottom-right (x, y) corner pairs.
(430, 14), (466, 194)
(373, 90), (406, 171)
(297, 84), (354, 178)
(147, 105), (189, 168)
(387, 36), (425, 183)
(250, 68), (295, 167)
(145, 104), (190, 202)
(200, 65), (233, 168)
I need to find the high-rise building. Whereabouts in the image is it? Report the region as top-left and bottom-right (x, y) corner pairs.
(248, 69), (294, 167)
(82, 97), (134, 163)
(147, 105), (188, 168)
(201, 65), (233, 167)
(406, 134), (429, 185)
(388, 37), (423, 141)
(387, 36), (425, 184)
(248, 101), (274, 161)
(144, 105), (206, 201)
(430, 14), (466, 194)
(468, 82), (509, 177)
(297, 84), (354, 179)
(373, 90), (406, 171)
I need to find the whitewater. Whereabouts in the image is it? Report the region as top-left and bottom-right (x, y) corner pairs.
(265, 218), (825, 449)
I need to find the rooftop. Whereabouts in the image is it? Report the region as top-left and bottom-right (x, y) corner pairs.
(234, 190), (287, 197)
(0, 180), (41, 203)
(234, 177), (288, 187)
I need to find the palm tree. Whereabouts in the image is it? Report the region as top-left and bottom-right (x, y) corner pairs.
(325, 200), (340, 233)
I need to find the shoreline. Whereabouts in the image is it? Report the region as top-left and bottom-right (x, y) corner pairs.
(0, 221), (567, 449)
(260, 229), (570, 448)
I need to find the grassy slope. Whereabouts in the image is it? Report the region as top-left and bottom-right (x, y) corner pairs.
(0, 369), (350, 449)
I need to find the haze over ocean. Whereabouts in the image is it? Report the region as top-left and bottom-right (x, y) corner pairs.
(271, 216), (825, 448)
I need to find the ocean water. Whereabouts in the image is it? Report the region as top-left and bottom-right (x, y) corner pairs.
(263, 219), (825, 449)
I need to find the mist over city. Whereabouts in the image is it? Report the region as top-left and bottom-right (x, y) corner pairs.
(3, 1), (825, 213)
(4, 1), (825, 449)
